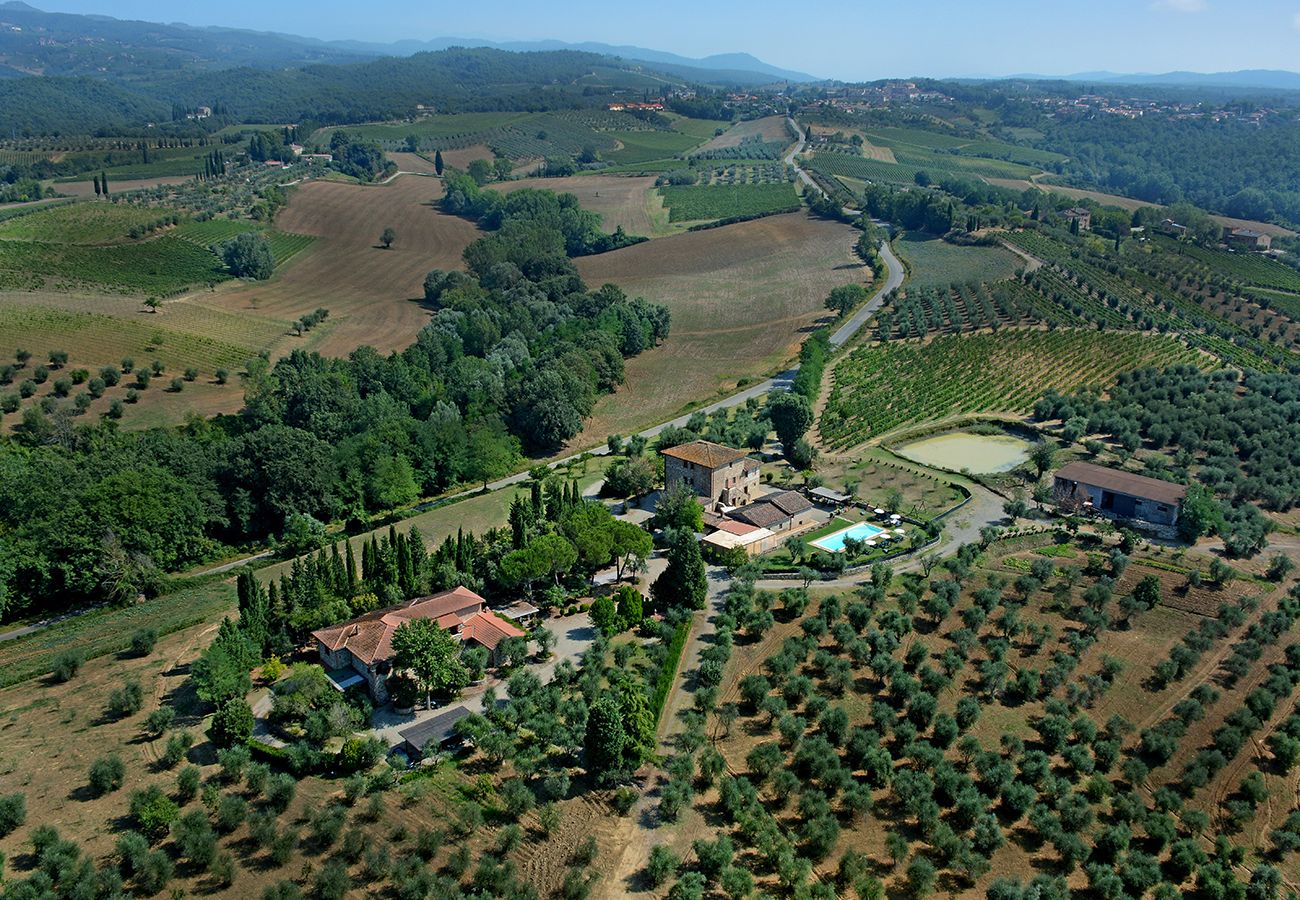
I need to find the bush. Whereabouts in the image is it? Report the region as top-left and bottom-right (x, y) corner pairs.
(129, 785), (179, 839)
(646, 845), (680, 887)
(0, 793), (25, 837)
(50, 648), (85, 682)
(218, 744), (251, 782)
(313, 859), (351, 900)
(107, 677), (144, 717)
(129, 628), (158, 657)
(88, 754), (126, 795)
(172, 808), (217, 870)
(216, 795), (247, 834)
(162, 731), (193, 768)
(143, 706), (175, 738)
(176, 765), (201, 804)
(223, 232), (275, 280)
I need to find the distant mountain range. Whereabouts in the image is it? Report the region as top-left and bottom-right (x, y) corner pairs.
(1004, 69), (1300, 92)
(0, 1), (815, 84)
(323, 37), (818, 83)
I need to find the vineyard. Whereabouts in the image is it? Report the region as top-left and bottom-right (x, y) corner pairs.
(1157, 237), (1300, 295)
(819, 329), (1209, 447)
(0, 201), (171, 245)
(0, 236), (228, 295)
(1005, 228), (1300, 372)
(657, 183), (800, 222)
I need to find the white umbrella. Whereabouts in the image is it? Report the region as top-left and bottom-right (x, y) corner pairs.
(894, 527), (906, 534)
(864, 540), (877, 547)
(889, 513), (902, 520)
(874, 508), (885, 515)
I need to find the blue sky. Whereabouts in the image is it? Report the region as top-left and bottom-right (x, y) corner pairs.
(35, 0), (1300, 81)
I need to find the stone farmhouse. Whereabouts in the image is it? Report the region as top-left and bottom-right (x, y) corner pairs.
(311, 586), (524, 703)
(1053, 461), (1186, 535)
(662, 440), (760, 508)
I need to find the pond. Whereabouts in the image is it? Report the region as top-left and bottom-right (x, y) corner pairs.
(896, 431), (1032, 474)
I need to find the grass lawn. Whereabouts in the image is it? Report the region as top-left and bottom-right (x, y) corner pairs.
(895, 232), (1022, 290)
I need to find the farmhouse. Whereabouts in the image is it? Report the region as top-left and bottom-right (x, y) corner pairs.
(1052, 461), (1186, 532)
(311, 586), (525, 703)
(1062, 207), (1092, 231)
(702, 519), (781, 557)
(662, 440), (760, 508)
(1156, 218), (1188, 237)
(727, 490), (818, 534)
(1225, 227), (1272, 251)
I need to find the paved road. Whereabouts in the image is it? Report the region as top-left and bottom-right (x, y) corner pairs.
(830, 239), (903, 347)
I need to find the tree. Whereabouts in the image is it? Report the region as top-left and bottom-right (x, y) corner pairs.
(825, 284), (867, 318)
(380, 227), (396, 249)
(391, 619), (468, 709)
(653, 483), (704, 532)
(0, 793), (24, 837)
(1179, 483), (1223, 542)
(88, 754), (126, 795)
(222, 232), (275, 280)
(1030, 440), (1057, 479)
(766, 391), (813, 454)
(209, 699), (254, 748)
(652, 528), (708, 612)
(434, 150), (444, 175)
(590, 595), (619, 635)
(584, 696), (628, 778)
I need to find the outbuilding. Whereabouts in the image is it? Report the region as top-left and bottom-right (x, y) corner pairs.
(1053, 461), (1186, 530)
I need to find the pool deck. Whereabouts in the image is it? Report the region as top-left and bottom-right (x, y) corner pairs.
(810, 521), (888, 553)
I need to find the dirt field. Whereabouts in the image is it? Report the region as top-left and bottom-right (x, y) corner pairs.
(694, 116), (792, 153)
(198, 174), (479, 358)
(496, 175), (668, 237)
(54, 175), (196, 197)
(386, 152), (440, 175)
(808, 126), (897, 162)
(574, 212), (867, 441)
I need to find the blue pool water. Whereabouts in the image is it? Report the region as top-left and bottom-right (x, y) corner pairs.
(810, 521), (887, 553)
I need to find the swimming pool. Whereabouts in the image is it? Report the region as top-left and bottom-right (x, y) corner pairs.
(809, 521), (887, 553)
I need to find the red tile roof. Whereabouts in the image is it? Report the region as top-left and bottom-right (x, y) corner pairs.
(311, 586), (487, 666)
(459, 610), (525, 652)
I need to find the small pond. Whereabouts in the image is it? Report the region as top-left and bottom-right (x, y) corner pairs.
(896, 431), (1032, 474)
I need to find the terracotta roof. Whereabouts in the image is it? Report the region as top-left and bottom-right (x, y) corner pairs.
(460, 611), (525, 652)
(311, 586), (487, 666)
(1054, 462), (1188, 506)
(661, 440), (749, 469)
(717, 519), (760, 536)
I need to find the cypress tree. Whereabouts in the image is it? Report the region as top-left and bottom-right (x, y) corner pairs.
(530, 481), (544, 520)
(434, 149), (444, 175)
(345, 541), (358, 592)
(101, 171), (108, 195)
(330, 542), (346, 594)
(93, 174), (101, 197)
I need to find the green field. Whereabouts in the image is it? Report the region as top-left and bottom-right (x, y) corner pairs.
(1162, 238), (1300, 294)
(820, 329), (1208, 447)
(895, 233), (1023, 289)
(603, 130), (706, 166)
(658, 182), (800, 222)
(0, 235), (228, 295)
(0, 202), (169, 244)
(0, 577), (234, 688)
(316, 111), (529, 144)
(0, 305), (259, 371)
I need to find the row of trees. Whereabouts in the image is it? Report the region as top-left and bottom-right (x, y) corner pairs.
(0, 203), (671, 619)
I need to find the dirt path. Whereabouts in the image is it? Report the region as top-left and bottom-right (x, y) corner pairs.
(999, 237), (1043, 272)
(600, 566), (732, 896)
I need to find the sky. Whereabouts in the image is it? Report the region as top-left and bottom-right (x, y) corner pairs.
(30, 0), (1300, 81)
